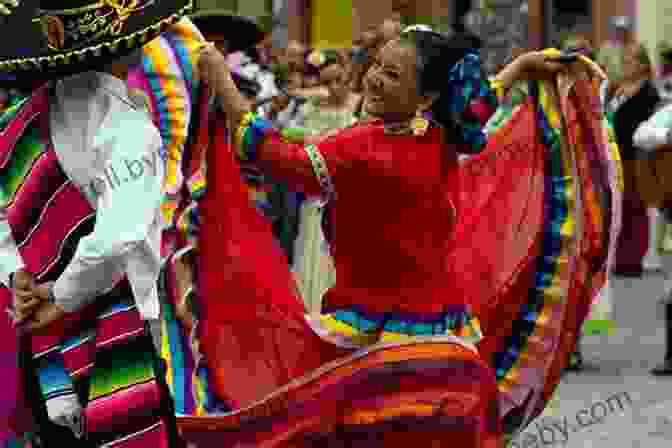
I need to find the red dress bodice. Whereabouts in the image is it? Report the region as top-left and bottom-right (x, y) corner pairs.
(257, 123), (462, 314)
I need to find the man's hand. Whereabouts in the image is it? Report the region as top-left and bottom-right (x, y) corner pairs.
(13, 278), (56, 325)
(12, 269), (39, 323)
(24, 301), (66, 334)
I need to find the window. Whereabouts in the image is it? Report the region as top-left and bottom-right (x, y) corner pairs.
(545, 0), (591, 47)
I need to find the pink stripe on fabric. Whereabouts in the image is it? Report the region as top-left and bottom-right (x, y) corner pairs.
(85, 381), (162, 435)
(63, 339), (96, 377)
(9, 152), (68, 243)
(18, 183), (94, 275)
(101, 421), (168, 448)
(126, 68), (159, 130)
(95, 309), (145, 349)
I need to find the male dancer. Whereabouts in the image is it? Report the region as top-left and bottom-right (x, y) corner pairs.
(0, 0), (191, 445)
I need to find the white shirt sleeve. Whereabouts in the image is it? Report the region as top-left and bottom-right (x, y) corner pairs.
(52, 122), (164, 316)
(633, 102), (672, 151)
(0, 207), (24, 287)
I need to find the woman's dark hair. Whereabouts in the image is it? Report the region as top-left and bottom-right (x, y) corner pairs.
(400, 29), (485, 144)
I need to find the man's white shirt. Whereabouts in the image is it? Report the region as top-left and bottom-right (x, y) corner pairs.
(0, 71), (164, 320)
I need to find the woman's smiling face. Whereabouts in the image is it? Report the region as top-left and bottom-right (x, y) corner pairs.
(362, 39), (428, 122)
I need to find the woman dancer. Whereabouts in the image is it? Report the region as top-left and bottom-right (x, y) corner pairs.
(190, 23), (619, 446)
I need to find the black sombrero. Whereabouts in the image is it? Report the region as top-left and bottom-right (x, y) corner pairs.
(0, 0), (192, 78)
(189, 9), (265, 54)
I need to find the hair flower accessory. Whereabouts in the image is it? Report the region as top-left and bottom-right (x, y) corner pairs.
(306, 49), (326, 68)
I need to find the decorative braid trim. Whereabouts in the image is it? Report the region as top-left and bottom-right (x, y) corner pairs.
(0, 1), (192, 72)
(303, 143), (335, 202)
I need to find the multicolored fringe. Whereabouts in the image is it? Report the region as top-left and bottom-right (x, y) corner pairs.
(480, 76), (619, 435)
(308, 304), (483, 349)
(127, 17), (205, 249)
(484, 81), (578, 424)
(158, 248), (224, 417)
(235, 113), (275, 163)
(128, 18), (224, 418)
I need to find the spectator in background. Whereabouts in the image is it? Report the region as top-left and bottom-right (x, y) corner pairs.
(284, 40), (321, 88)
(380, 16), (403, 46)
(563, 33), (595, 60)
(349, 17), (403, 93)
(657, 40), (672, 103)
(285, 53), (363, 315)
(349, 27), (379, 92)
(607, 42), (660, 277)
(597, 16), (635, 89)
(633, 92), (672, 375)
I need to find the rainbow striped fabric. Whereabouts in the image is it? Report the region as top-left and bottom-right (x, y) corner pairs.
(127, 17), (206, 253)
(128, 17), (283, 419)
(128, 18), (221, 418)
(476, 74), (621, 436)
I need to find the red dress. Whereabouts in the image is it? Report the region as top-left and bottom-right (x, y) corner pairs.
(203, 121), (483, 354)
(194, 120), (501, 447)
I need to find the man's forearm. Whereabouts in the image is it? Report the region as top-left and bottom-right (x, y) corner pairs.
(52, 252), (125, 313)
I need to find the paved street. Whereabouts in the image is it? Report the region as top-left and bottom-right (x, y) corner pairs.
(509, 270), (672, 447)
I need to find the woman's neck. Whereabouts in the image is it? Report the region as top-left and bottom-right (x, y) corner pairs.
(621, 72), (648, 86)
(324, 91), (349, 105)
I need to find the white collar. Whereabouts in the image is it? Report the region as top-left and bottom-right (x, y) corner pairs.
(57, 71), (135, 110)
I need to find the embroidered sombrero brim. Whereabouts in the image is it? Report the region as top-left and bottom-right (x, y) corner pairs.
(0, 0), (193, 78)
(189, 9), (265, 54)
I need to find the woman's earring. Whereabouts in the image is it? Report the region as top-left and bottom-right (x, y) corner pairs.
(410, 110), (429, 136)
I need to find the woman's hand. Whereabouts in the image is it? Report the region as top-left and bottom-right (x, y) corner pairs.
(197, 42), (252, 123)
(197, 43), (229, 96)
(494, 50), (572, 95)
(515, 51), (568, 78)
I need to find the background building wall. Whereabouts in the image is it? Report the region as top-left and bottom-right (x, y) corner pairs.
(592, 0), (630, 46)
(352, 0), (395, 37)
(311, 0), (354, 48)
(465, 0), (527, 73)
(637, 0), (672, 70)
